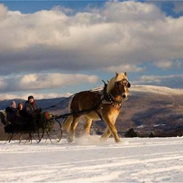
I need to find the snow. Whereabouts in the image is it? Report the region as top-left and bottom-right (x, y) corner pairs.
(0, 137), (183, 182)
(131, 85), (183, 96)
(154, 124), (166, 127)
(137, 125), (144, 128)
(91, 84), (183, 96)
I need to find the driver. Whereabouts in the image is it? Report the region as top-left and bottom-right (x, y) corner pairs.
(24, 96), (41, 118)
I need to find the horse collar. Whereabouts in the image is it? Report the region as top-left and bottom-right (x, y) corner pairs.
(101, 91), (123, 106)
(107, 92), (123, 104)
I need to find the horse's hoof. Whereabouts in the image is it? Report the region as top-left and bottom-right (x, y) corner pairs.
(115, 138), (121, 143)
(100, 137), (107, 142)
(82, 133), (90, 137)
(67, 136), (74, 143)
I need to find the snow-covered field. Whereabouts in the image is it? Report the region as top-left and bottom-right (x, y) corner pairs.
(0, 137), (183, 182)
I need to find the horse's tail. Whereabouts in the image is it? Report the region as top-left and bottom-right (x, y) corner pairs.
(63, 97), (74, 132)
(63, 115), (73, 132)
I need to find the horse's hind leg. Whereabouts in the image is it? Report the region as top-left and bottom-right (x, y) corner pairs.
(63, 115), (73, 132)
(83, 116), (92, 135)
(67, 116), (79, 143)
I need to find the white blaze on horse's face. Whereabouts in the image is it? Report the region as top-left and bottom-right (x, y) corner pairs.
(115, 72), (131, 100)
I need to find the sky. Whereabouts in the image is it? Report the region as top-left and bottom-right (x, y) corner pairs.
(0, 0), (183, 100)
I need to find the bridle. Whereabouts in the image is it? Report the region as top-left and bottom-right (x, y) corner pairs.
(102, 78), (131, 106)
(115, 79), (131, 96)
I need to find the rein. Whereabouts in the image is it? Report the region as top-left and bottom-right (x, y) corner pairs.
(55, 86), (107, 121)
(55, 98), (105, 121)
(45, 80), (126, 120)
(42, 94), (75, 110)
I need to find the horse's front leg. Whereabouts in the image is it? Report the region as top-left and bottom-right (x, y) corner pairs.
(102, 115), (120, 143)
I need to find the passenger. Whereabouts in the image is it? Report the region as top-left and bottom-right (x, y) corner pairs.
(6, 101), (17, 124)
(17, 102), (27, 118)
(16, 102), (28, 125)
(17, 102), (23, 110)
(24, 96), (41, 118)
(11, 101), (16, 109)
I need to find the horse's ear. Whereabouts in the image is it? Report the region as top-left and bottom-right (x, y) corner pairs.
(115, 72), (119, 79)
(124, 72), (127, 76)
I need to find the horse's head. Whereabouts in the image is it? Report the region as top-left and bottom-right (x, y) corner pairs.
(107, 72), (131, 100)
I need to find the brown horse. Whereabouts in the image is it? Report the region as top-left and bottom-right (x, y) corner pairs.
(63, 72), (131, 143)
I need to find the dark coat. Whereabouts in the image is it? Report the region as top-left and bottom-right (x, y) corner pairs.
(6, 107), (17, 123)
(16, 108), (27, 118)
(24, 101), (38, 117)
(16, 109), (30, 124)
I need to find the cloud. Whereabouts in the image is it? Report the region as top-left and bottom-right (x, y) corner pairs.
(0, 79), (6, 89)
(134, 74), (183, 88)
(105, 64), (145, 73)
(153, 60), (173, 69)
(153, 59), (183, 69)
(0, 92), (72, 101)
(0, 1), (183, 75)
(0, 4), (8, 20)
(0, 73), (98, 93)
(175, 60), (183, 68)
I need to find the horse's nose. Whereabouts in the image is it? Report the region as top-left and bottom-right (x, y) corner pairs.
(122, 94), (126, 99)
(128, 83), (131, 88)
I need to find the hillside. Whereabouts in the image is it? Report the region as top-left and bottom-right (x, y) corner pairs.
(120, 85), (183, 136)
(0, 85), (183, 138)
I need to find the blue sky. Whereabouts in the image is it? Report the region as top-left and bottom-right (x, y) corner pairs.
(0, 0), (183, 100)
(2, 0), (183, 16)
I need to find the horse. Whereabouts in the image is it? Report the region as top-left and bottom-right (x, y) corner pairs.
(63, 72), (131, 143)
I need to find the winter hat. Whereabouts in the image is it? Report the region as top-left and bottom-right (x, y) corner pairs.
(28, 96), (34, 100)
(11, 101), (16, 108)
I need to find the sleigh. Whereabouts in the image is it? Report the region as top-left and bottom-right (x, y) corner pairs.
(0, 111), (62, 143)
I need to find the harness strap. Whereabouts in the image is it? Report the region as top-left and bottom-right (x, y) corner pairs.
(42, 94), (75, 110)
(55, 80), (123, 120)
(94, 108), (104, 121)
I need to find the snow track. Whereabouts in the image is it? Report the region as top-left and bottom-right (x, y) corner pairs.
(0, 137), (183, 182)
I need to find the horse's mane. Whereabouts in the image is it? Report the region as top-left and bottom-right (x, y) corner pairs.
(106, 73), (126, 93)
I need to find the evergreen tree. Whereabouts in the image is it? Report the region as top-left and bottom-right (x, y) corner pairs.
(125, 128), (138, 137)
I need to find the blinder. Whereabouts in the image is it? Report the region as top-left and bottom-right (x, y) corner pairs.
(127, 82), (131, 88)
(122, 79), (131, 88)
(115, 80), (128, 95)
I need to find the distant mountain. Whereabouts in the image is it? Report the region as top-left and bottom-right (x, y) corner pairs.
(0, 97), (69, 113)
(0, 85), (183, 138)
(120, 85), (183, 137)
